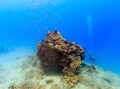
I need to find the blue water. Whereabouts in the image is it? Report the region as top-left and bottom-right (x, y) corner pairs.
(0, 0), (120, 74)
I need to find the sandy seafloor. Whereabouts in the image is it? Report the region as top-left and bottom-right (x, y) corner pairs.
(0, 47), (120, 89)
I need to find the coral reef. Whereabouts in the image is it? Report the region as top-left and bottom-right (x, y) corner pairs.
(65, 74), (78, 87)
(37, 30), (85, 87)
(37, 30), (85, 76)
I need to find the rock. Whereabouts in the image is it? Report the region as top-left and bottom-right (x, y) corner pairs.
(37, 30), (85, 75)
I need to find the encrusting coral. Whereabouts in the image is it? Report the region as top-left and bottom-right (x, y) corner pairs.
(37, 30), (85, 74)
(65, 74), (79, 87)
(37, 30), (85, 86)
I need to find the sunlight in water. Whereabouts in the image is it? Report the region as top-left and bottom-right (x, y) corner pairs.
(86, 14), (93, 37)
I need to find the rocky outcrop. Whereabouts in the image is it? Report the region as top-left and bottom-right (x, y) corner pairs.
(37, 30), (85, 76)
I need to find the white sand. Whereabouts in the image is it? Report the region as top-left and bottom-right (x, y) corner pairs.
(0, 48), (120, 89)
(0, 47), (35, 89)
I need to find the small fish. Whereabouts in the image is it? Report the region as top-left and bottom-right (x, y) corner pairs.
(89, 56), (96, 62)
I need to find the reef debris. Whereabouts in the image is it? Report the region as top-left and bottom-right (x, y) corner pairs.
(8, 84), (46, 89)
(65, 74), (78, 87)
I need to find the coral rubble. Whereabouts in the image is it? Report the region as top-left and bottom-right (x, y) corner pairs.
(8, 84), (46, 89)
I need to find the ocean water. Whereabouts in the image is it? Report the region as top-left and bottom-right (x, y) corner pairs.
(0, 0), (120, 76)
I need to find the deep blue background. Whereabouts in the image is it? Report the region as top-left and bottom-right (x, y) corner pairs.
(0, 0), (120, 74)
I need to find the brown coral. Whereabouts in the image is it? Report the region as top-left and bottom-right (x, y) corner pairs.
(37, 30), (85, 75)
(65, 74), (78, 87)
